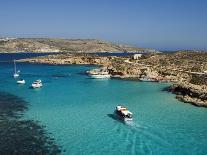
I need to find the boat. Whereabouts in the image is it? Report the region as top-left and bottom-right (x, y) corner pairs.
(139, 76), (157, 82)
(13, 59), (20, 78)
(139, 78), (156, 82)
(31, 80), (42, 88)
(114, 105), (133, 121)
(90, 72), (111, 79)
(88, 68), (111, 79)
(17, 79), (25, 84)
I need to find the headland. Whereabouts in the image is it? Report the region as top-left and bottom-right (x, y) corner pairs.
(19, 51), (207, 107)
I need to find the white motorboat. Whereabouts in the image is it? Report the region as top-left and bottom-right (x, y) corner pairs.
(90, 72), (111, 79)
(31, 80), (42, 88)
(17, 79), (25, 84)
(88, 68), (111, 79)
(13, 60), (20, 78)
(114, 105), (133, 121)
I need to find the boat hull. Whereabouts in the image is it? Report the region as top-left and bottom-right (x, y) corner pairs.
(90, 74), (110, 79)
(31, 84), (42, 88)
(13, 73), (19, 78)
(114, 111), (133, 121)
(17, 80), (25, 84)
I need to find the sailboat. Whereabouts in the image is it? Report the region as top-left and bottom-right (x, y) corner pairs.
(13, 59), (20, 78)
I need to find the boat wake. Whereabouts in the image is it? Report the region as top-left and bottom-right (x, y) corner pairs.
(126, 121), (171, 147)
(109, 119), (172, 154)
(107, 114), (144, 129)
(124, 121), (143, 129)
(108, 113), (171, 150)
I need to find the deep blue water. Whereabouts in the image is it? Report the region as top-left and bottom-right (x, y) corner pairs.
(0, 52), (60, 61)
(0, 53), (207, 154)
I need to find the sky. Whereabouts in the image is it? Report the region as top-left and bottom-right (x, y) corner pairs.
(0, 0), (207, 50)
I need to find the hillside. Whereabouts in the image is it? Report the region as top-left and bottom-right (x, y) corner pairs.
(0, 38), (157, 53)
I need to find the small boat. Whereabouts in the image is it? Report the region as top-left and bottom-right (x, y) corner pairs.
(114, 105), (133, 121)
(139, 76), (157, 82)
(90, 72), (111, 79)
(13, 60), (20, 78)
(88, 68), (111, 79)
(17, 79), (25, 84)
(31, 80), (42, 88)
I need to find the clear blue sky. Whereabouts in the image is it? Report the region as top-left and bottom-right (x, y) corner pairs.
(0, 0), (207, 50)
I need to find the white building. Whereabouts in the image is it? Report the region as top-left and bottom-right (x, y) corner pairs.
(133, 54), (142, 60)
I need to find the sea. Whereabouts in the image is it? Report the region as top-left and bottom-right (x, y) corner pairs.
(0, 53), (207, 155)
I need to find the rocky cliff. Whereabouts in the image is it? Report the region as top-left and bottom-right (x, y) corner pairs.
(170, 82), (207, 107)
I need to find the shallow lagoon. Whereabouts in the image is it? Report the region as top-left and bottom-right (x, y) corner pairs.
(0, 60), (207, 154)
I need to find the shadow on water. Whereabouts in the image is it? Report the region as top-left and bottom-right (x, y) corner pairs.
(0, 91), (62, 154)
(162, 86), (171, 92)
(77, 72), (87, 76)
(28, 86), (41, 89)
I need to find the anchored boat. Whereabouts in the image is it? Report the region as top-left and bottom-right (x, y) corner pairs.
(13, 59), (20, 78)
(114, 105), (133, 121)
(17, 79), (25, 84)
(31, 80), (42, 88)
(87, 68), (111, 79)
(90, 71), (110, 79)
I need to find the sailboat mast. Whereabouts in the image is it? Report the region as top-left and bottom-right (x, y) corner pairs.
(14, 59), (16, 73)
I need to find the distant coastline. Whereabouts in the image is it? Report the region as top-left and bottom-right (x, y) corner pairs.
(0, 38), (159, 53)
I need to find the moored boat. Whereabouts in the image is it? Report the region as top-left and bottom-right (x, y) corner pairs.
(13, 60), (20, 78)
(31, 80), (42, 88)
(90, 72), (111, 79)
(87, 68), (111, 79)
(13, 73), (19, 78)
(114, 105), (133, 121)
(17, 79), (25, 84)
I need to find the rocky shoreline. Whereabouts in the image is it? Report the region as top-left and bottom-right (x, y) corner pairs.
(19, 51), (207, 107)
(169, 83), (207, 107)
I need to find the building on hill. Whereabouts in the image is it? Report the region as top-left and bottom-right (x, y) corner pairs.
(133, 54), (142, 60)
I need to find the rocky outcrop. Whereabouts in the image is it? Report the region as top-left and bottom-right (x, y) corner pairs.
(170, 82), (207, 107)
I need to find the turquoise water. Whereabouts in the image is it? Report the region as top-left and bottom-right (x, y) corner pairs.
(1, 61), (207, 155)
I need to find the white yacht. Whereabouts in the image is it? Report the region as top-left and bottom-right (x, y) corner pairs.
(90, 71), (111, 79)
(31, 80), (42, 88)
(17, 79), (25, 84)
(88, 68), (111, 79)
(114, 105), (133, 121)
(13, 60), (20, 78)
